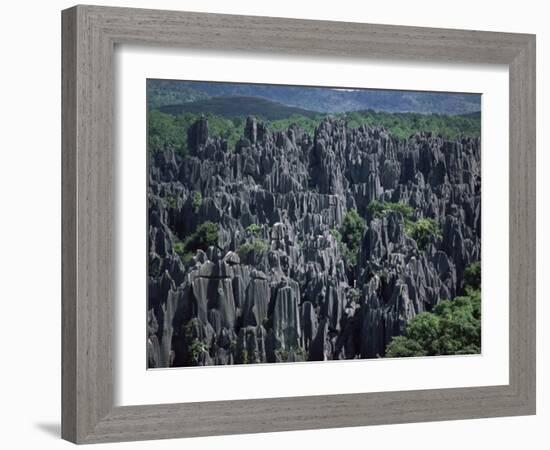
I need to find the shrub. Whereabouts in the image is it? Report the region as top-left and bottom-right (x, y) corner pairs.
(341, 209), (366, 250)
(184, 318), (208, 364)
(404, 217), (441, 250)
(464, 261), (481, 290)
(173, 240), (185, 257)
(164, 195), (177, 209)
(385, 289), (481, 357)
(176, 222), (219, 261)
(147, 110), (187, 157)
(188, 221), (218, 252)
(384, 336), (427, 357)
(367, 201), (440, 251)
(187, 339), (207, 363)
(237, 239), (269, 259)
(330, 227), (342, 242)
(335, 209), (366, 268)
(246, 223), (262, 235)
(368, 200), (414, 220)
(191, 192), (202, 213)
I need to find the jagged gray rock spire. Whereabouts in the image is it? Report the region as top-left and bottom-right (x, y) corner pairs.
(147, 116), (480, 367)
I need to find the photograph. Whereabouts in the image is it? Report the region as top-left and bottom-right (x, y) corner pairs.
(1, 1), (543, 447)
(146, 80), (482, 368)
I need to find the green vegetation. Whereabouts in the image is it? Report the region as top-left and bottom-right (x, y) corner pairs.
(184, 221), (219, 253)
(368, 200), (414, 220)
(148, 111), (244, 156)
(268, 114), (325, 136)
(237, 238), (269, 259)
(163, 194), (178, 209)
(404, 218), (442, 251)
(152, 89), (480, 140)
(146, 79), (480, 115)
(148, 110), (188, 157)
(191, 192), (202, 213)
(385, 262), (482, 358)
(174, 221), (219, 263)
(464, 261), (481, 290)
(332, 209), (366, 269)
(184, 318), (208, 364)
(269, 110), (480, 140)
(342, 110), (480, 140)
(147, 81), (208, 109)
(159, 96), (318, 121)
(149, 107), (480, 159)
(173, 240), (185, 258)
(187, 339), (208, 363)
(241, 349), (249, 364)
(367, 200), (441, 251)
(386, 289), (481, 357)
(245, 223), (262, 236)
(205, 115), (244, 149)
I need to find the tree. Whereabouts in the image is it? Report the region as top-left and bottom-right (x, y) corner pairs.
(245, 223), (262, 236)
(335, 209), (366, 268)
(367, 200), (440, 251)
(147, 110), (187, 157)
(367, 200), (414, 220)
(464, 261), (481, 290)
(182, 221), (219, 254)
(174, 222), (220, 264)
(237, 239), (269, 259)
(191, 192), (202, 213)
(385, 289), (481, 358)
(383, 336), (427, 357)
(404, 217), (441, 250)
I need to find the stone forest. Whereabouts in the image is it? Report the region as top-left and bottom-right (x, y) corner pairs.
(147, 89), (482, 368)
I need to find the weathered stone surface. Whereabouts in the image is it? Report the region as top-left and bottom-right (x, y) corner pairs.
(147, 116), (481, 367)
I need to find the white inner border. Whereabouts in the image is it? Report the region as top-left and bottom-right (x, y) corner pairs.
(114, 45), (509, 406)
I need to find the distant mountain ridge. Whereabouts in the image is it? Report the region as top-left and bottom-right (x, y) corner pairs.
(148, 79), (481, 115)
(159, 96), (319, 120)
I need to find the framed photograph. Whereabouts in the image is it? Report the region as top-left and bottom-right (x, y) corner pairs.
(62, 5), (536, 444)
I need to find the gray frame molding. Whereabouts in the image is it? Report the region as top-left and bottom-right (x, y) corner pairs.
(62, 5), (536, 444)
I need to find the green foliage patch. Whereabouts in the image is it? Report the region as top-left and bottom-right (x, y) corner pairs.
(148, 110), (188, 157)
(404, 218), (442, 251)
(367, 200), (441, 251)
(237, 238), (269, 259)
(245, 223), (262, 235)
(148, 111), (245, 156)
(184, 221), (219, 253)
(148, 108), (480, 160)
(464, 261), (481, 290)
(385, 288), (481, 358)
(184, 318), (208, 365)
(191, 191), (202, 213)
(342, 110), (480, 140)
(332, 209), (366, 269)
(368, 200), (414, 220)
(174, 221), (219, 263)
(268, 110), (480, 141)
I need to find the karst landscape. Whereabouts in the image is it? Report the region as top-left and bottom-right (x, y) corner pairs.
(147, 81), (482, 368)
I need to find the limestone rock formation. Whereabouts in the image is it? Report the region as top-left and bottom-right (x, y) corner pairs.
(147, 115), (481, 367)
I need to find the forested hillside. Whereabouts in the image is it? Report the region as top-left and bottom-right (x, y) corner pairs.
(147, 78), (481, 114)
(148, 107), (481, 159)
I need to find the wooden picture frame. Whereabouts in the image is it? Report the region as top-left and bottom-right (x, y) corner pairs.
(61, 4), (536, 444)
